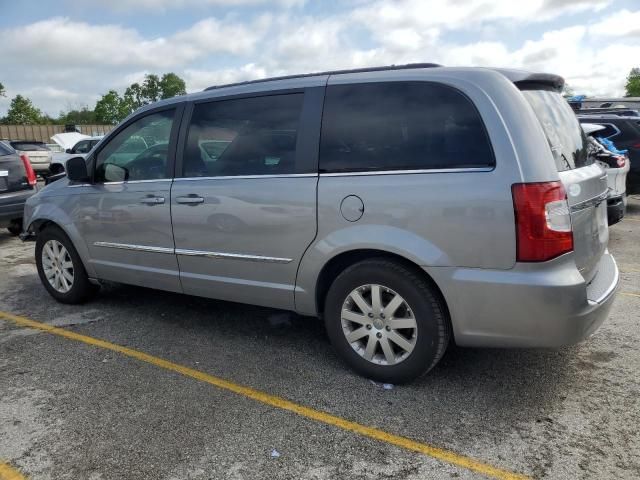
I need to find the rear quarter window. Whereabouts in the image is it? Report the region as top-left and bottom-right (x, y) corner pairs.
(523, 90), (591, 172)
(319, 82), (495, 173)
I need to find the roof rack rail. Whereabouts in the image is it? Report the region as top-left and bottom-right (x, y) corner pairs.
(204, 63), (442, 91)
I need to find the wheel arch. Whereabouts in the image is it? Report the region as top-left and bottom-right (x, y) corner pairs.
(28, 214), (96, 279)
(310, 249), (452, 339)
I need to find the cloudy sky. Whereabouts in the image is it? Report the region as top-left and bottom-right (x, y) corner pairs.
(1, 0), (639, 116)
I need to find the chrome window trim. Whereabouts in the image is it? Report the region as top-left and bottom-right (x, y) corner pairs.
(68, 179), (173, 188)
(175, 173), (317, 181)
(319, 167), (494, 177)
(102, 179), (173, 185)
(93, 242), (174, 254)
(175, 248), (292, 264)
(93, 242), (292, 264)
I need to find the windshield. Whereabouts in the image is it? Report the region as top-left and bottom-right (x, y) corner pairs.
(522, 90), (591, 172)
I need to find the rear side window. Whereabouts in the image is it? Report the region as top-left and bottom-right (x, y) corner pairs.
(319, 82), (495, 173)
(523, 90), (591, 172)
(183, 93), (303, 177)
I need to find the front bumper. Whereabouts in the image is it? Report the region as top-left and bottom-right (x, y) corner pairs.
(428, 252), (619, 348)
(0, 188), (34, 227)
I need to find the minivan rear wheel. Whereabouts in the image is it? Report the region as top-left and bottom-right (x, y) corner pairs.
(324, 259), (450, 383)
(35, 226), (98, 304)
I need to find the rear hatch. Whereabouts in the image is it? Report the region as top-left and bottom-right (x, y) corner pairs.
(0, 144), (32, 194)
(523, 89), (608, 283)
(10, 141), (51, 165)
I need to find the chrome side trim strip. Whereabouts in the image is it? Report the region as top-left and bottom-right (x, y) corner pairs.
(319, 167), (493, 177)
(175, 248), (292, 264)
(174, 173), (317, 181)
(570, 191), (609, 213)
(93, 242), (293, 264)
(93, 242), (174, 254)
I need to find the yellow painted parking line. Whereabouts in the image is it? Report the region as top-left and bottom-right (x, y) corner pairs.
(624, 217), (640, 222)
(0, 463), (27, 480)
(621, 292), (640, 298)
(0, 310), (528, 480)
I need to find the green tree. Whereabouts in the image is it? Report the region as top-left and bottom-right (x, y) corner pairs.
(95, 90), (129, 124)
(3, 95), (42, 124)
(95, 72), (187, 124)
(625, 68), (640, 97)
(0, 82), (5, 97)
(123, 82), (144, 112)
(159, 73), (186, 99)
(141, 74), (161, 103)
(59, 106), (97, 125)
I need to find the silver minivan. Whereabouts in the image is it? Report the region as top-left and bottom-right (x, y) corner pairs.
(23, 64), (619, 383)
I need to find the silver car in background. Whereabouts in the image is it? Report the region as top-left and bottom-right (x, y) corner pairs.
(22, 64), (619, 383)
(8, 140), (52, 177)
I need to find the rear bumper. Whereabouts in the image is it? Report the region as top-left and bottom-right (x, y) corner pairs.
(428, 252), (619, 348)
(31, 163), (51, 173)
(606, 194), (626, 226)
(0, 188), (34, 226)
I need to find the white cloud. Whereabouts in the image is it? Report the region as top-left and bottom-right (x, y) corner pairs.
(590, 9), (640, 37)
(0, 2), (637, 116)
(69, 0), (304, 12)
(0, 16), (265, 69)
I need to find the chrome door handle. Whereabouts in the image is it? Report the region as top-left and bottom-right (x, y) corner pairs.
(140, 196), (165, 205)
(176, 195), (204, 205)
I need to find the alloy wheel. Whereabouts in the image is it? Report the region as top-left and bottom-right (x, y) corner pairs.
(42, 239), (74, 293)
(341, 284), (417, 365)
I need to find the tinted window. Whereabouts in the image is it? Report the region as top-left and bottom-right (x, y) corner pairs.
(523, 90), (591, 172)
(95, 109), (175, 182)
(183, 94), (303, 177)
(319, 82), (494, 173)
(73, 140), (92, 153)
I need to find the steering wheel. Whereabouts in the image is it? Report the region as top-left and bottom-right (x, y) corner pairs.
(128, 144), (168, 180)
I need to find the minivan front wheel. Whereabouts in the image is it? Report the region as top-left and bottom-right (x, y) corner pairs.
(324, 259), (450, 383)
(36, 226), (98, 304)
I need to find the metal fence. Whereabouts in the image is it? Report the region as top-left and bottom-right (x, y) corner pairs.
(0, 124), (114, 143)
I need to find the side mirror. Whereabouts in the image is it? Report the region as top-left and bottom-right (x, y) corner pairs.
(66, 157), (90, 183)
(65, 148), (73, 154)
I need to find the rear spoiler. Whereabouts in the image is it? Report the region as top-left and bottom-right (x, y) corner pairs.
(491, 69), (565, 92)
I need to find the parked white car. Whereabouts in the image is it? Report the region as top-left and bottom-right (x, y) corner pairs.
(582, 123), (630, 225)
(49, 133), (103, 175)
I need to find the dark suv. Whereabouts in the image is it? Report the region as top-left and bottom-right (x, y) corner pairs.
(577, 115), (640, 194)
(0, 141), (38, 235)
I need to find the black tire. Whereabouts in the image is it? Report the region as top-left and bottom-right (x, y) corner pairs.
(49, 164), (64, 176)
(324, 258), (450, 384)
(7, 222), (22, 236)
(35, 225), (98, 304)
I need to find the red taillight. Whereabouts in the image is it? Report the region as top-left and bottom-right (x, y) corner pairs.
(20, 154), (37, 187)
(632, 142), (640, 149)
(512, 182), (573, 262)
